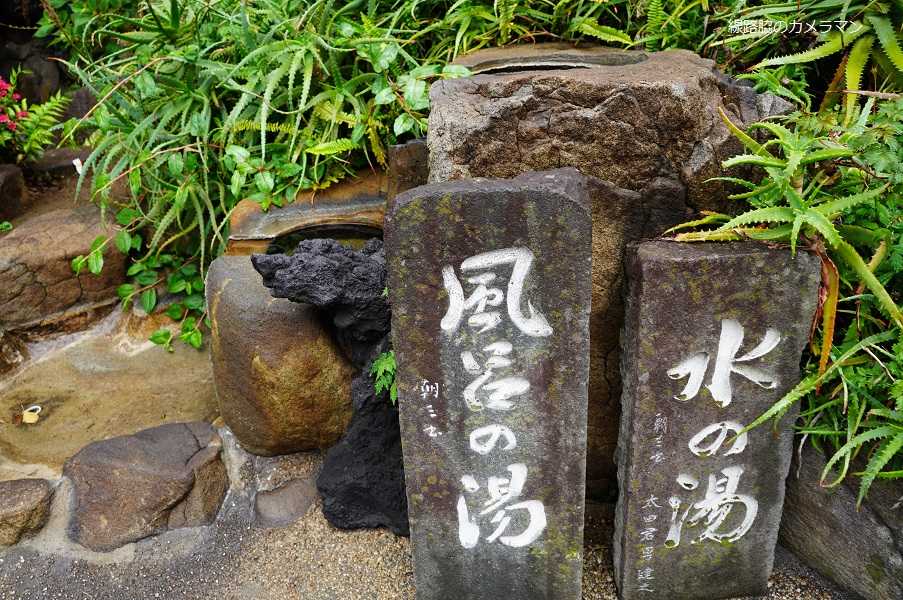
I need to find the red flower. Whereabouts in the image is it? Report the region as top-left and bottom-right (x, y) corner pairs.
(0, 90), (7, 98)
(0, 79), (8, 91)
(12, 93), (21, 101)
(6, 122), (16, 131)
(16, 111), (27, 119)
(0, 114), (8, 123)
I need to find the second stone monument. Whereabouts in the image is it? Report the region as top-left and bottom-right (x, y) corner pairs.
(386, 169), (593, 599)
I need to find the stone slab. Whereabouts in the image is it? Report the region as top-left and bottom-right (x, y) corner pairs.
(780, 444), (903, 600)
(613, 241), (820, 600)
(386, 168), (593, 599)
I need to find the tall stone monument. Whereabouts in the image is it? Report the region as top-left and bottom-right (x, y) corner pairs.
(613, 241), (821, 599)
(385, 169), (593, 599)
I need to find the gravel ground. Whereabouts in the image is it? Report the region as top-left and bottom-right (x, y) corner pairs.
(0, 497), (855, 600)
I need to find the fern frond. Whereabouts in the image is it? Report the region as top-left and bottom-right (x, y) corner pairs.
(857, 433), (903, 505)
(754, 23), (869, 69)
(743, 330), (898, 433)
(867, 15), (903, 73)
(822, 426), (899, 484)
(305, 138), (357, 155)
(572, 18), (632, 45)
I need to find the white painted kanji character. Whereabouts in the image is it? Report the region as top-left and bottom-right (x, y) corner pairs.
(642, 495), (661, 510)
(667, 319), (782, 407)
(456, 463), (547, 549)
(469, 424), (517, 455)
(460, 341), (529, 411)
(665, 466), (759, 547)
(441, 247), (553, 337)
(687, 421), (748, 457)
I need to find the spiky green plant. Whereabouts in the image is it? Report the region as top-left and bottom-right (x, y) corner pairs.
(672, 100), (903, 503)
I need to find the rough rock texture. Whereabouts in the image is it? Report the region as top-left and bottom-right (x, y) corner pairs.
(316, 372), (408, 536)
(64, 422), (228, 552)
(0, 38), (61, 103)
(254, 478), (319, 528)
(614, 241), (821, 600)
(206, 255), (355, 456)
(781, 444), (903, 600)
(252, 238), (390, 369)
(0, 478), (52, 547)
(429, 45), (790, 212)
(0, 205), (126, 330)
(387, 138), (429, 200)
(0, 163), (29, 222)
(386, 170), (593, 599)
(427, 46), (788, 498)
(0, 328), (27, 376)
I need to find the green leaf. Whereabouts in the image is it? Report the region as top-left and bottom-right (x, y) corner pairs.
(573, 19), (632, 45)
(717, 206), (795, 230)
(168, 153), (184, 178)
(867, 15), (903, 73)
(114, 230), (132, 254)
(87, 250), (104, 275)
(754, 23), (869, 69)
(116, 284), (135, 299)
(393, 114), (417, 137)
(255, 171), (275, 194)
(141, 289), (158, 314)
(166, 303), (185, 320)
(149, 328), (174, 352)
(306, 139), (357, 155)
(184, 293), (205, 311)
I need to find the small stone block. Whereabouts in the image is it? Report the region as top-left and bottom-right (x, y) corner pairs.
(613, 241), (821, 600)
(386, 168), (593, 599)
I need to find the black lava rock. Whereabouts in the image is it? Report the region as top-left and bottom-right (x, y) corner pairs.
(252, 238), (390, 369)
(316, 372), (408, 536)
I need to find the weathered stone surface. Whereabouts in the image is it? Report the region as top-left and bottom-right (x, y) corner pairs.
(253, 238), (390, 369)
(206, 255), (355, 456)
(0, 163), (29, 222)
(64, 422), (228, 552)
(0, 309), (217, 481)
(225, 171), (387, 256)
(387, 138), (429, 200)
(255, 478), (319, 528)
(386, 169), (592, 599)
(429, 44), (790, 212)
(317, 372), (408, 535)
(0, 328), (27, 376)
(0, 205), (126, 330)
(27, 147), (91, 180)
(0, 38), (61, 103)
(0, 478), (52, 546)
(614, 241), (820, 600)
(781, 444), (903, 600)
(429, 46), (766, 497)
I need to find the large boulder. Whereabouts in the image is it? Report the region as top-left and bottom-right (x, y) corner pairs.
(780, 444), (903, 600)
(0, 205), (126, 330)
(254, 238), (407, 534)
(206, 255), (355, 456)
(64, 422), (228, 552)
(426, 44), (790, 498)
(429, 44), (789, 212)
(0, 479), (52, 547)
(316, 372), (408, 535)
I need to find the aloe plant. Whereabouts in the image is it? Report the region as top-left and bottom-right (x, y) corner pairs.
(672, 101), (903, 503)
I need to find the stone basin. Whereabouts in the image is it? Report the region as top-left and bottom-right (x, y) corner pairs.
(0, 310), (218, 481)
